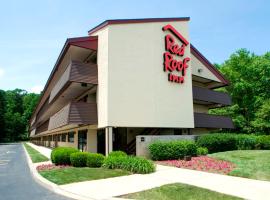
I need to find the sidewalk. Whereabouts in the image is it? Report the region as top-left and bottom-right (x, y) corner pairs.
(28, 142), (270, 200)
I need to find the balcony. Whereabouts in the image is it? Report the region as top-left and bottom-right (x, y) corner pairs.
(49, 60), (98, 103)
(36, 120), (49, 135)
(48, 102), (97, 131)
(194, 112), (234, 129)
(193, 86), (231, 107)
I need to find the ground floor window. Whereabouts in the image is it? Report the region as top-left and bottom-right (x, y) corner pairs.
(68, 132), (75, 143)
(61, 133), (67, 142)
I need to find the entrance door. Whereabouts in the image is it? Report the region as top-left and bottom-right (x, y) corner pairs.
(78, 130), (87, 152)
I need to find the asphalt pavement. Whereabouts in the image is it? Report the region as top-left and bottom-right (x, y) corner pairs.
(0, 143), (72, 200)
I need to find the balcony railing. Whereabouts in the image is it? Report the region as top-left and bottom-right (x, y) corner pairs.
(49, 61), (98, 103)
(194, 112), (234, 129)
(48, 101), (97, 131)
(193, 86), (231, 106)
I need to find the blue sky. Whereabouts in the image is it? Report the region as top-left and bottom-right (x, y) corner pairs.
(0, 0), (269, 93)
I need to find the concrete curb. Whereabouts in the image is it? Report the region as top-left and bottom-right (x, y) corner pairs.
(22, 143), (96, 200)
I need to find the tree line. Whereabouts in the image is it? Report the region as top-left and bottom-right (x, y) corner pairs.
(0, 89), (40, 142)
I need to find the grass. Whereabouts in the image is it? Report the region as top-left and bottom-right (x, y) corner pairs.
(39, 167), (131, 185)
(122, 183), (242, 200)
(209, 150), (270, 181)
(23, 143), (49, 163)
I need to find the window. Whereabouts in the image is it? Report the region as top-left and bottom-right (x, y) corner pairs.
(68, 132), (75, 143)
(61, 133), (67, 142)
(57, 134), (61, 142)
(174, 129), (182, 135)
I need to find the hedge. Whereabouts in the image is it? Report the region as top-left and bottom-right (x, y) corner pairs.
(86, 153), (105, 167)
(148, 140), (198, 161)
(70, 152), (89, 167)
(103, 155), (156, 174)
(196, 134), (270, 153)
(51, 147), (79, 165)
(108, 151), (127, 157)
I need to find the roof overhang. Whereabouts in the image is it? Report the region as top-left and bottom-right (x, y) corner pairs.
(191, 44), (229, 88)
(88, 17), (190, 35)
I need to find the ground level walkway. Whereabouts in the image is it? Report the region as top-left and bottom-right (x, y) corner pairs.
(29, 142), (270, 200)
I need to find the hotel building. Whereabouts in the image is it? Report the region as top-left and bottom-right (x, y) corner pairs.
(29, 17), (234, 155)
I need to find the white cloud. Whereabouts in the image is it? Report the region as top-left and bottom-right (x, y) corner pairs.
(0, 68), (5, 77)
(29, 85), (43, 94)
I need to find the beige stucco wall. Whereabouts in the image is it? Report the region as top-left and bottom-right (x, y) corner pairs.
(87, 129), (97, 153)
(92, 21), (194, 129)
(191, 53), (221, 82)
(92, 27), (109, 128)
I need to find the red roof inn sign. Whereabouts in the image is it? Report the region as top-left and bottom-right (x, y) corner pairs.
(163, 24), (190, 84)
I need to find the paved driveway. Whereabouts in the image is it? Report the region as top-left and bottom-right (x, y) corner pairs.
(0, 143), (71, 200)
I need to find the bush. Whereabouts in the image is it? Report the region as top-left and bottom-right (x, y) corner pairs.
(197, 147), (208, 155)
(236, 135), (257, 150)
(196, 133), (270, 153)
(51, 147), (79, 165)
(86, 153), (105, 167)
(148, 140), (197, 161)
(103, 156), (156, 174)
(196, 134), (238, 153)
(256, 135), (270, 149)
(108, 151), (127, 157)
(70, 152), (89, 167)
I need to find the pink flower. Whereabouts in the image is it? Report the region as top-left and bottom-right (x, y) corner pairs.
(157, 156), (235, 175)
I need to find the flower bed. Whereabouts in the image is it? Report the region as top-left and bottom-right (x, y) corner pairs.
(157, 156), (235, 174)
(36, 164), (70, 171)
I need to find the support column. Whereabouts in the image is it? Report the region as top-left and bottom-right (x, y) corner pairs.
(105, 127), (113, 156)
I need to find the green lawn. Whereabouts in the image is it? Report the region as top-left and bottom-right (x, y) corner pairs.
(209, 150), (270, 181)
(122, 183), (242, 200)
(39, 167), (131, 185)
(23, 143), (49, 163)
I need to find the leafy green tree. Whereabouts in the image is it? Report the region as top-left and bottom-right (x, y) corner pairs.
(0, 90), (6, 141)
(211, 49), (270, 134)
(0, 89), (40, 142)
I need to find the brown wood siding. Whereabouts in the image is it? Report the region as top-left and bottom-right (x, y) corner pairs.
(36, 97), (50, 123)
(69, 61), (98, 84)
(194, 112), (234, 129)
(48, 103), (70, 130)
(47, 101), (97, 131)
(36, 120), (49, 134)
(69, 102), (97, 125)
(193, 86), (232, 106)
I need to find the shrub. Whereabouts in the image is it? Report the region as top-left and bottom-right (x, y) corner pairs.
(148, 140), (197, 160)
(51, 147), (79, 165)
(70, 152), (89, 167)
(197, 147), (208, 155)
(86, 153), (105, 167)
(108, 151), (127, 157)
(256, 135), (270, 149)
(103, 156), (156, 174)
(236, 135), (257, 150)
(196, 133), (270, 153)
(196, 134), (238, 153)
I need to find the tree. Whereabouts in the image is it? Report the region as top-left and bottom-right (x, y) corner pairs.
(211, 49), (270, 134)
(0, 90), (6, 141)
(0, 89), (40, 142)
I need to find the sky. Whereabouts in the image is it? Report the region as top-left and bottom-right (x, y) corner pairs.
(0, 0), (269, 93)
